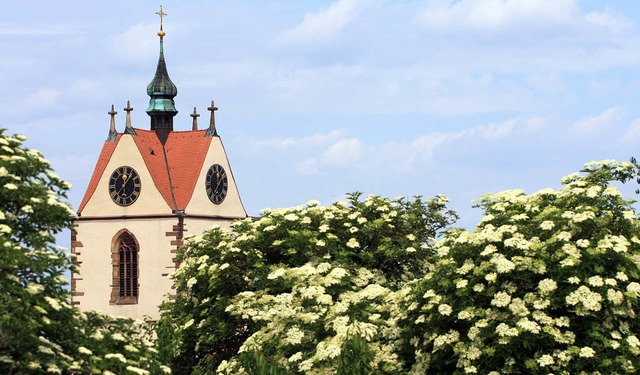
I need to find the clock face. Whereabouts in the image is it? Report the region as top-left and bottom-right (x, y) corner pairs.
(108, 166), (142, 206)
(205, 164), (228, 204)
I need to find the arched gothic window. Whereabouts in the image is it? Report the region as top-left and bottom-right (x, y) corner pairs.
(110, 230), (139, 304)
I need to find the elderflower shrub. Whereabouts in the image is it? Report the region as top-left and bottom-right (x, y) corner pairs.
(74, 311), (170, 374)
(402, 160), (640, 374)
(0, 129), (168, 374)
(158, 193), (456, 374)
(220, 263), (404, 374)
(0, 129), (78, 373)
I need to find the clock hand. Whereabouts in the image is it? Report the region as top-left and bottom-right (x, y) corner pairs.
(215, 174), (227, 192)
(123, 175), (134, 196)
(214, 172), (223, 191)
(116, 174), (129, 196)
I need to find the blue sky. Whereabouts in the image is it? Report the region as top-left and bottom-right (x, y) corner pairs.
(3, 0), (640, 234)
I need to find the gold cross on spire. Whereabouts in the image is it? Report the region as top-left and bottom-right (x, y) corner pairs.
(156, 5), (167, 30)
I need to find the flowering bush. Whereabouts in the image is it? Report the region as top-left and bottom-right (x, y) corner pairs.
(158, 193), (457, 374)
(74, 312), (171, 375)
(0, 129), (168, 374)
(401, 160), (640, 374)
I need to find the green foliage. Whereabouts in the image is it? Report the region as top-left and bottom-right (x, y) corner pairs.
(74, 312), (170, 375)
(401, 160), (640, 374)
(158, 193), (457, 374)
(0, 129), (76, 373)
(159, 158), (640, 374)
(0, 129), (169, 374)
(337, 335), (374, 375)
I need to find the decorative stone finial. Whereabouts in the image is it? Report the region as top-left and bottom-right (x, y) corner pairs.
(206, 100), (218, 137)
(107, 104), (117, 142)
(124, 100), (137, 135)
(190, 107), (200, 130)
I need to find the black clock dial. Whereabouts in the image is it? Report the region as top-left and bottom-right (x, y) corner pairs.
(205, 164), (228, 204)
(108, 166), (141, 206)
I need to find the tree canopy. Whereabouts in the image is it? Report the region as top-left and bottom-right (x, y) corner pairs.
(402, 160), (640, 374)
(5, 124), (640, 375)
(0, 129), (169, 374)
(158, 193), (457, 374)
(160, 160), (640, 374)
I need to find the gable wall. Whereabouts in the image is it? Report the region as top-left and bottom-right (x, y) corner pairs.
(185, 136), (247, 218)
(80, 135), (173, 217)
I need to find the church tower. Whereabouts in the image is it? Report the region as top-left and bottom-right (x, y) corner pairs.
(71, 7), (247, 320)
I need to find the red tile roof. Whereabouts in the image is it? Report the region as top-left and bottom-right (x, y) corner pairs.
(77, 134), (122, 213)
(77, 129), (213, 214)
(131, 130), (174, 209)
(163, 130), (211, 210)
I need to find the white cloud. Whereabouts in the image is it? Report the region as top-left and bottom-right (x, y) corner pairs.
(1, 89), (62, 118)
(585, 8), (635, 32)
(319, 138), (363, 166)
(0, 59), (37, 70)
(295, 137), (362, 173)
(296, 158), (320, 175)
(478, 121), (515, 139)
(27, 89), (61, 107)
(406, 133), (451, 164)
(165, 2), (640, 120)
(571, 106), (625, 133)
(0, 25), (77, 36)
(5, 0), (640, 239)
(623, 118), (640, 141)
(401, 117), (537, 165)
(277, 0), (362, 45)
(249, 130), (345, 150)
(588, 77), (622, 97)
(109, 23), (158, 64)
(416, 0), (578, 31)
(285, 117), (543, 175)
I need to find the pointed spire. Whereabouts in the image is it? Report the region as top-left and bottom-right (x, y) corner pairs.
(124, 100), (137, 135)
(206, 100), (218, 137)
(107, 104), (117, 142)
(147, 5), (177, 143)
(190, 107), (200, 130)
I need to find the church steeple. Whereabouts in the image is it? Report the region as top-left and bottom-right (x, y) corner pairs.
(73, 6), (248, 322)
(146, 5), (177, 144)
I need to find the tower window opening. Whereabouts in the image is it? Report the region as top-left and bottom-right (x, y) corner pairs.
(111, 231), (139, 304)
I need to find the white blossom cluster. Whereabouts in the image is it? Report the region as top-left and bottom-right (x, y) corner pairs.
(165, 161), (640, 374)
(403, 160), (640, 374)
(168, 194), (454, 373)
(0, 130), (169, 374)
(219, 262), (403, 373)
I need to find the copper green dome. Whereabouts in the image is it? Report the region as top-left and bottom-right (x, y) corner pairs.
(146, 37), (178, 115)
